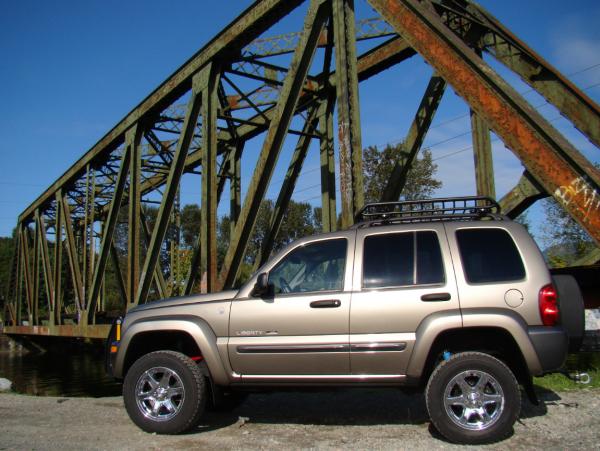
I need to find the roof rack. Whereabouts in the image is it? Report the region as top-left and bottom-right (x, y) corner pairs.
(354, 196), (502, 227)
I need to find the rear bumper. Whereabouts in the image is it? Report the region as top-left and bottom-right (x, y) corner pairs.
(528, 326), (568, 373)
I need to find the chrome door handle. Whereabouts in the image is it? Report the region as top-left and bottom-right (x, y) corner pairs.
(421, 292), (451, 302)
(310, 299), (341, 308)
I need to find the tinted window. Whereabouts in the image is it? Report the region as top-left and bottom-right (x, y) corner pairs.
(269, 239), (347, 294)
(363, 231), (445, 289)
(456, 229), (525, 283)
(417, 231), (445, 285)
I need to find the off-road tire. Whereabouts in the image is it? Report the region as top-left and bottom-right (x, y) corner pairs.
(123, 350), (206, 434)
(426, 352), (520, 444)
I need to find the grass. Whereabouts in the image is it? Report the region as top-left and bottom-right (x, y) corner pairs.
(534, 352), (600, 391)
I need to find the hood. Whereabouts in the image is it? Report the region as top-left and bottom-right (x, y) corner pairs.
(128, 290), (238, 312)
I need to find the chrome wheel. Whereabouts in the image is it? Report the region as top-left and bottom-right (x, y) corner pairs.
(443, 369), (504, 431)
(135, 366), (185, 422)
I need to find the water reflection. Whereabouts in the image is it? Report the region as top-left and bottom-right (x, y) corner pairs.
(0, 334), (121, 397)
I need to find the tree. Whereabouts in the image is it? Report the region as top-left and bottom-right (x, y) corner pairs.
(363, 144), (442, 203)
(542, 198), (595, 267)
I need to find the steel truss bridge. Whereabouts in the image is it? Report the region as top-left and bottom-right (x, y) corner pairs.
(2, 0), (599, 340)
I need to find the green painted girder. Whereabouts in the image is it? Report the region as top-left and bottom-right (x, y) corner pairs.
(255, 105), (320, 269)
(219, 0), (330, 289)
(18, 0), (305, 224)
(381, 73), (446, 202)
(498, 172), (547, 219)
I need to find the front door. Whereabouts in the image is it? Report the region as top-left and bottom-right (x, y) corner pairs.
(228, 236), (353, 376)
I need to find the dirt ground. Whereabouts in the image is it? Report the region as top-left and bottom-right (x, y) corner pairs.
(0, 387), (599, 450)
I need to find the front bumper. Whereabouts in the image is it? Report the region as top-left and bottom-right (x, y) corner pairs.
(105, 317), (122, 379)
(528, 326), (568, 373)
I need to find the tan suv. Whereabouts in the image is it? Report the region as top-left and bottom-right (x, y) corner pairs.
(106, 197), (584, 444)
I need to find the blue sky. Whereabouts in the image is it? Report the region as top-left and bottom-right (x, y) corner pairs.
(0, 0), (599, 245)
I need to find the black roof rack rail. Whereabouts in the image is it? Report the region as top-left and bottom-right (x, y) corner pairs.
(354, 196), (502, 227)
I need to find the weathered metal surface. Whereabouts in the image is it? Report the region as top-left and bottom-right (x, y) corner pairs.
(367, 0), (600, 245)
(319, 95), (337, 232)
(498, 172), (547, 219)
(458, 0), (600, 149)
(127, 127), (142, 306)
(200, 63), (221, 293)
(470, 109), (495, 199)
(3, 325), (111, 340)
(334, 0), (364, 228)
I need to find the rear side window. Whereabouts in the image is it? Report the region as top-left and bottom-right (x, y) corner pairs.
(363, 231), (445, 289)
(456, 228), (525, 284)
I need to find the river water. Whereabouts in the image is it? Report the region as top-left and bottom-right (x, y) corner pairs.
(0, 334), (121, 397)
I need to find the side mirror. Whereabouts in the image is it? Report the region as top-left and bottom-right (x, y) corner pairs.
(251, 272), (271, 297)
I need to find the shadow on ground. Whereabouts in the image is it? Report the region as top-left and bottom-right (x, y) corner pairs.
(192, 385), (560, 433)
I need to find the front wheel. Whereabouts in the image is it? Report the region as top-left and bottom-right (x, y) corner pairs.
(425, 352), (520, 444)
(123, 350), (207, 434)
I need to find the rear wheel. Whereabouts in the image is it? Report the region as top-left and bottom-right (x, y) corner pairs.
(426, 352), (520, 444)
(123, 350), (207, 434)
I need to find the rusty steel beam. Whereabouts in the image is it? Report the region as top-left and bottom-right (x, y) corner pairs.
(459, 0), (600, 149)
(368, 0), (600, 245)
(334, 0), (364, 228)
(3, 325), (112, 340)
(470, 109), (495, 199)
(200, 63), (221, 293)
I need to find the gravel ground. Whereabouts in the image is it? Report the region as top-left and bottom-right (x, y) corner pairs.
(0, 387), (599, 450)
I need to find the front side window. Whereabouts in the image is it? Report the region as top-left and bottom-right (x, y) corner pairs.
(363, 231), (445, 289)
(269, 239), (347, 294)
(456, 228), (525, 284)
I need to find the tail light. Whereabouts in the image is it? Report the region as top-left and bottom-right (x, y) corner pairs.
(539, 284), (559, 326)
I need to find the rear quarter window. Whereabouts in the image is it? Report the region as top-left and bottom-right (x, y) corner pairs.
(456, 228), (525, 284)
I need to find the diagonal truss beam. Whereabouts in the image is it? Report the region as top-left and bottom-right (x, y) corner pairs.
(382, 73), (446, 201)
(136, 71), (206, 305)
(256, 106), (320, 269)
(368, 0), (600, 245)
(219, 0), (330, 289)
(499, 172), (548, 219)
(60, 194), (85, 313)
(87, 138), (132, 319)
(35, 210), (55, 324)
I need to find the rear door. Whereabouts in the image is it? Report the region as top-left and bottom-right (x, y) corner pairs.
(349, 224), (460, 375)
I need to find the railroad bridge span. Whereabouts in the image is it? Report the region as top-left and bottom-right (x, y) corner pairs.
(2, 0), (599, 340)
